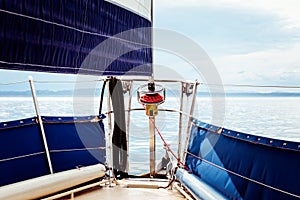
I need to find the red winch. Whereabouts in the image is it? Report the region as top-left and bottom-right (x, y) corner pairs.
(137, 82), (165, 116)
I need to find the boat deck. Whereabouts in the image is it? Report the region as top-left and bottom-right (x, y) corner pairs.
(57, 179), (187, 200)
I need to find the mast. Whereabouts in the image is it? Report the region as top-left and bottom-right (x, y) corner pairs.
(150, 0), (154, 82)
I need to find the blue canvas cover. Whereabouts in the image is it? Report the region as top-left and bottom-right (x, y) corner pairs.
(185, 119), (300, 200)
(0, 0), (152, 76)
(0, 118), (49, 186)
(0, 115), (106, 186)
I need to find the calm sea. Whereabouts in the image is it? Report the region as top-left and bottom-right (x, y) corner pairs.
(0, 96), (299, 174)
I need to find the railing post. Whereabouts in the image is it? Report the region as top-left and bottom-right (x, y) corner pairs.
(29, 76), (53, 174)
(149, 116), (156, 177)
(125, 80), (133, 173)
(177, 82), (184, 161)
(106, 79), (114, 184)
(182, 81), (198, 164)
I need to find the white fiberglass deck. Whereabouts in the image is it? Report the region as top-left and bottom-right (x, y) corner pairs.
(60, 179), (187, 200)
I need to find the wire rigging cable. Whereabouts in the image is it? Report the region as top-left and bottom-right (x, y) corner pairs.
(1, 78), (300, 89)
(201, 83), (300, 89)
(0, 80), (27, 85)
(186, 151), (300, 199)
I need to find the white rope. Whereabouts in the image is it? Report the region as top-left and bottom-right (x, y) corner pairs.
(0, 80), (27, 85)
(0, 152), (44, 162)
(0, 60), (149, 75)
(0, 147), (105, 162)
(186, 151), (300, 199)
(0, 9), (150, 48)
(0, 60), (75, 71)
(50, 147), (105, 153)
(201, 83), (300, 89)
(34, 80), (102, 83)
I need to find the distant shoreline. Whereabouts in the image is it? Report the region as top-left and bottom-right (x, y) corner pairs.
(1, 91), (300, 97)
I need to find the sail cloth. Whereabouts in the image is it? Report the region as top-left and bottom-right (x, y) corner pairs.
(0, 0), (152, 76)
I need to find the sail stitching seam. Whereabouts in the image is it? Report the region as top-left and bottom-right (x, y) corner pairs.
(0, 9), (150, 48)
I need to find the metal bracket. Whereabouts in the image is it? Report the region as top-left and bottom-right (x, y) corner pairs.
(122, 80), (132, 94)
(182, 82), (195, 96)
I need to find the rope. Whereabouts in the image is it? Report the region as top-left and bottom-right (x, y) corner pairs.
(0, 148), (105, 162)
(145, 107), (190, 171)
(34, 80), (101, 83)
(0, 79), (102, 85)
(0, 78), (299, 90)
(49, 147), (105, 153)
(0, 80), (27, 85)
(0, 152), (44, 162)
(158, 175), (175, 189)
(201, 83), (300, 89)
(0, 60), (148, 75)
(186, 151), (300, 199)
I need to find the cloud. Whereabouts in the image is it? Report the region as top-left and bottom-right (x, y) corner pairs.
(154, 0), (300, 87)
(155, 0), (300, 28)
(154, 0), (300, 29)
(155, 1), (300, 56)
(213, 42), (300, 85)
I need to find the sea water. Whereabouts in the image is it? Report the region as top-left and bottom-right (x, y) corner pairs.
(0, 96), (299, 174)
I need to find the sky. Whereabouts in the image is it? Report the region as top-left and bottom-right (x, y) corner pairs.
(154, 0), (300, 88)
(1, 0), (300, 91)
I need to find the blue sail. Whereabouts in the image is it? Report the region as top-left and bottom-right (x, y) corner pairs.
(0, 0), (152, 76)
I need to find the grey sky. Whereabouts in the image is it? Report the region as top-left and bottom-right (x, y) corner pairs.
(154, 0), (300, 87)
(1, 0), (299, 91)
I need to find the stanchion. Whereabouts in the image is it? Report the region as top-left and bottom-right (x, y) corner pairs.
(137, 82), (165, 177)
